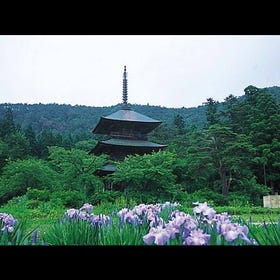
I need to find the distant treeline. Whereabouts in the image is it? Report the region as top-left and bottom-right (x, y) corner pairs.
(0, 86), (279, 139)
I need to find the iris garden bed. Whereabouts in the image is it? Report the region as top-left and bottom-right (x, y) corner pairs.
(1, 201), (279, 245)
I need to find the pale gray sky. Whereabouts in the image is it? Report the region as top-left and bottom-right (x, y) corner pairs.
(0, 35), (279, 108)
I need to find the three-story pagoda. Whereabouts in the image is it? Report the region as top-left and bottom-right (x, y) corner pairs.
(90, 66), (167, 176)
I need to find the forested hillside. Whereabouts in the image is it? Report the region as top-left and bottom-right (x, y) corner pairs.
(0, 85), (279, 208)
(0, 86), (279, 138)
(0, 102), (207, 138)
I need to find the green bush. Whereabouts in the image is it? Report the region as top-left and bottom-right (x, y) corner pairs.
(177, 189), (227, 207)
(90, 190), (123, 205)
(226, 192), (252, 207)
(236, 177), (270, 206)
(37, 198), (65, 213)
(0, 159), (57, 204)
(51, 190), (86, 208)
(110, 151), (178, 203)
(123, 189), (164, 205)
(26, 199), (40, 209)
(26, 189), (51, 202)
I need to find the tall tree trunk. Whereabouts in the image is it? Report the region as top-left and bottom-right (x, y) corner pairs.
(263, 163), (267, 186)
(219, 161), (232, 197)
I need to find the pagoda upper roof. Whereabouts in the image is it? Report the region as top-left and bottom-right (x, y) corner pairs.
(104, 109), (161, 123)
(92, 108), (162, 134)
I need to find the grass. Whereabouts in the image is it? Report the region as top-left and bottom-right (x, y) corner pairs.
(0, 196), (65, 239)
(232, 213), (279, 224)
(44, 218), (99, 245)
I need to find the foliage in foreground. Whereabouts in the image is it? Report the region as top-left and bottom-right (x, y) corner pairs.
(1, 201), (280, 246)
(0, 212), (38, 245)
(247, 217), (280, 245)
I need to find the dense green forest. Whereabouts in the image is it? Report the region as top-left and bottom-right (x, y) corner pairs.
(0, 85), (279, 208)
(0, 99), (207, 138)
(0, 85), (279, 137)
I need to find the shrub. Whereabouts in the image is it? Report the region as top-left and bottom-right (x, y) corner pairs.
(26, 189), (51, 202)
(237, 177), (270, 206)
(89, 190), (123, 205)
(177, 189), (227, 207)
(227, 192), (251, 207)
(26, 200), (40, 209)
(51, 190), (86, 208)
(0, 159), (57, 204)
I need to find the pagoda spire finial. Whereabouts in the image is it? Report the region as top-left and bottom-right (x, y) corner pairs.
(122, 65), (129, 109)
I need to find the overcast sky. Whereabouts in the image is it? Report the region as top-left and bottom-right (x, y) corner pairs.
(0, 35), (279, 108)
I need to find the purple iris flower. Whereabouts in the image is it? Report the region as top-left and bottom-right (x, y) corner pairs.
(143, 226), (171, 245)
(78, 211), (89, 220)
(193, 202), (216, 220)
(7, 226), (14, 233)
(182, 215), (199, 239)
(183, 229), (210, 245)
(149, 216), (165, 228)
(133, 204), (148, 216)
(117, 208), (130, 218)
(165, 222), (180, 239)
(123, 211), (139, 225)
(32, 230), (39, 244)
(218, 220), (252, 244)
(99, 214), (110, 226)
(89, 214), (110, 227)
(0, 213), (18, 232)
(66, 208), (79, 219)
(80, 203), (93, 212)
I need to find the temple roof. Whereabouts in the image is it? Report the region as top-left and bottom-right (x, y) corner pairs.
(90, 138), (167, 156)
(104, 109), (161, 123)
(99, 163), (117, 172)
(100, 138), (167, 147)
(92, 109), (162, 134)
(94, 163), (117, 176)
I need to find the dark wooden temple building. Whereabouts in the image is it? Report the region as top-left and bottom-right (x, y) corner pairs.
(90, 66), (167, 176)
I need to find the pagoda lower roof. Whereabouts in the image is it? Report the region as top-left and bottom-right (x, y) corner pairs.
(98, 138), (167, 148)
(92, 109), (162, 134)
(94, 164), (117, 176)
(90, 138), (167, 156)
(102, 163), (117, 172)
